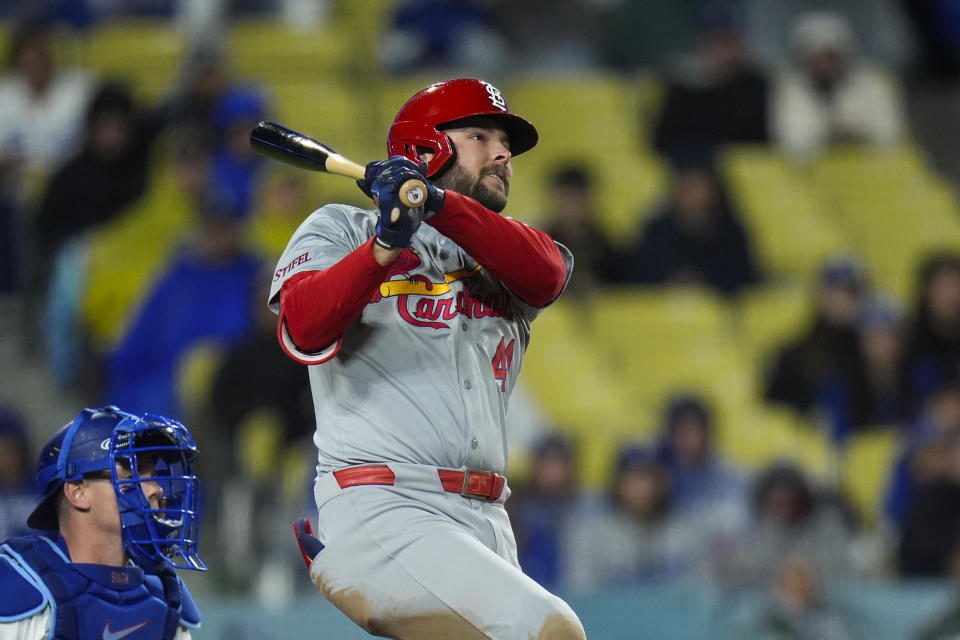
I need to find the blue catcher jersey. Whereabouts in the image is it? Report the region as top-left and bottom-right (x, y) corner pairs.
(0, 534), (200, 639)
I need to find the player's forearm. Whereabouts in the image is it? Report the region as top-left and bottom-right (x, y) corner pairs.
(280, 238), (392, 352)
(429, 191), (567, 307)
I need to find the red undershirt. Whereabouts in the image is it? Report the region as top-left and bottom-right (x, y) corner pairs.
(279, 190), (567, 353)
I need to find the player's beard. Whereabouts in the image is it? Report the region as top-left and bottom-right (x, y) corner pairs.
(435, 162), (509, 213)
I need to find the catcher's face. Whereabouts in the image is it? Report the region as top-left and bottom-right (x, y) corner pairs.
(68, 455), (163, 542)
(433, 119), (513, 213)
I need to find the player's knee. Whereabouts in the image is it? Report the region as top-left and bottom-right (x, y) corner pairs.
(532, 596), (586, 640)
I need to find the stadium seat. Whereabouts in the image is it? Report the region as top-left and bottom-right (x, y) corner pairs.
(521, 298), (645, 486)
(504, 73), (654, 157)
(840, 427), (902, 526)
(80, 20), (185, 100)
(176, 340), (226, 417)
(227, 20), (347, 86)
(727, 405), (832, 478)
(734, 283), (811, 365)
(80, 160), (193, 349)
(810, 146), (960, 303)
(722, 146), (848, 284)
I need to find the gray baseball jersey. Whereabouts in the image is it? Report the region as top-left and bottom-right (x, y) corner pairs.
(269, 203), (584, 639)
(268, 203), (573, 476)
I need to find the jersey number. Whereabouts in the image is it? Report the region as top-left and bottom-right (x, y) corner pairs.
(492, 338), (515, 392)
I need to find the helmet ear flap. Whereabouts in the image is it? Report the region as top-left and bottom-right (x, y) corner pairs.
(388, 122), (456, 178)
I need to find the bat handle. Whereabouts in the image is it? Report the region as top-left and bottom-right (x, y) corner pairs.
(399, 179), (427, 209)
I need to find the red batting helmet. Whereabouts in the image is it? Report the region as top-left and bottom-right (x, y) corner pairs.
(388, 78), (539, 178)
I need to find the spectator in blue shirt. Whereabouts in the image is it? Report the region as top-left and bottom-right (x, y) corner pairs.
(106, 188), (263, 419)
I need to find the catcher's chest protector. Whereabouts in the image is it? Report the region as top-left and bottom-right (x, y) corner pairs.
(2, 536), (182, 640)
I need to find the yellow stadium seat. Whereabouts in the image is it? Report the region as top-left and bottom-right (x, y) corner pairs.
(722, 146), (849, 283)
(735, 283), (811, 363)
(841, 427), (901, 526)
(80, 159), (193, 349)
(176, 340), (226, 416)
(809, 146), (960, 302)
(267, 80), (380, 161)
(236, 407), (286, 482)
(505, 74), (645, 158)
(521, 299), (645, 486)
(728, 406), (832, 478)
(80, 20), (185, 100)
(227, 20), (347, 85)
(589, 287), (730, 347)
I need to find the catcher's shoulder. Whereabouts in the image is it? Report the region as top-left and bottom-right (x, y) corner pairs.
(0, 543), (48, 620)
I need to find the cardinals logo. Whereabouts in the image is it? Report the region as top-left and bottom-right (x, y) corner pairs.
(370, 248), (512, 329)
(370, 248), (423, 303)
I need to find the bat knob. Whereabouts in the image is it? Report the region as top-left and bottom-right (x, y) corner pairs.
(399, 180), (427, 208)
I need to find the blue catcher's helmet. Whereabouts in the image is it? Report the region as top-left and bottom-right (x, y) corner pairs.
(27, 406), (206, 572)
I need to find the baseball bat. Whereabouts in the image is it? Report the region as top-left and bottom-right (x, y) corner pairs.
(249, 121), (427, 208)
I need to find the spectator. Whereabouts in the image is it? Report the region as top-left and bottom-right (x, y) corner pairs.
(0, 408), (38, 540)
(817, 296), (917, 442)
(907, 252), (960, 399)
(0, 18), (93, 187)
(655, 393), (746, 511)
(885, 379), (960, 528)
(0, 18), (94, 292)
(652, 2), (769, 158)
(508, 432), (582, 589)
(379, 0), (507, 74)
(207, 296), (313, 482)
(540, 163), (617, 298)
(898, 430), (960, 577)
(770, 10), (907, 161)
(35, 81), (162, 259)
(732, 462), (862, 587)
(499, 0), (602, 71)
(612, 146), (760, 296)
(210, 86), (269, 220)
(564, 443), (705, 591)
(157, 40), (232, 152)
(105, 188), (264, 420)
(752, 555), (865, 640)
(743, 0), (916, 73)
(764, 254), (868, 415)
(914, 543), (960, 640)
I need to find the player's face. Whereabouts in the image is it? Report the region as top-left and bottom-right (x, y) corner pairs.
(85, 455), (164, 534)
(437, 123), (513, 213)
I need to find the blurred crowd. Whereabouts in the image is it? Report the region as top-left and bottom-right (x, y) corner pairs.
(1, 1), (960, 637)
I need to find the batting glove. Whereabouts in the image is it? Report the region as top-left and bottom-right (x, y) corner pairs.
(369, 156), (425, 249)
(360, 158), (445, 248)
(293, 517), (324, 571)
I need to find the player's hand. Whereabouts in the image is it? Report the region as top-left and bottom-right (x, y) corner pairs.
(367, 156), (429, 249)
(359, 158), (445, 223)
(294, 517), (324, 571)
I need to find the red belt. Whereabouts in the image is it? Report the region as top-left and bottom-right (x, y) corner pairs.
(333, 465), (506, 501)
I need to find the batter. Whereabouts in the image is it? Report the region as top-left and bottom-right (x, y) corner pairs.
(268, 79), (585, 639)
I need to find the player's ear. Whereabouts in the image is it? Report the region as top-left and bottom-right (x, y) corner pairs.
(63, 480), (93, 511)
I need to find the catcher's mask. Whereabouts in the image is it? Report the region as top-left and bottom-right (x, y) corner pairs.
(111, 412), (206, 571)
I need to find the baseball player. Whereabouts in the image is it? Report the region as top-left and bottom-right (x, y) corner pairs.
(269, 78), (586, 639)
(0, 406), (205, 639)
